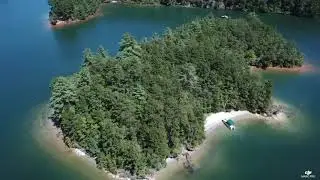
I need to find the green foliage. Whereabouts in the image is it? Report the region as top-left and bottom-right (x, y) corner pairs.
(48, 0), (104, 22)
(125, 0), (320, 17)
(233, 0), (320, 17)
(118, 33), (143, 59)
(311, 0), (320, 17)
(49, 16), (303, 176)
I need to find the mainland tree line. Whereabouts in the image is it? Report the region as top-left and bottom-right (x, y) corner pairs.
(48, 0), (320, 23)
(158, 0), (320, 17)
(49, 16), (303, 177)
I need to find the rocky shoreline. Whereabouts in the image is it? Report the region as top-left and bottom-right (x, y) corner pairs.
(49, 4), (107, 29)
(251, 64), (316, 74)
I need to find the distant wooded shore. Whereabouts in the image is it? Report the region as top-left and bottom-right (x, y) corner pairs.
(49, 0), (320, 28)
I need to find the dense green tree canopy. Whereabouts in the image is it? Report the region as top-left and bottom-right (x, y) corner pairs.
(49, 16), (303, 176)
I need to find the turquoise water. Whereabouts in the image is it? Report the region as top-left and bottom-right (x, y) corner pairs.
(0, 1), (319, 180)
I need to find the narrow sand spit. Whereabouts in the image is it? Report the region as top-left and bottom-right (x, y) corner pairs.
(250, 64), (317, 74)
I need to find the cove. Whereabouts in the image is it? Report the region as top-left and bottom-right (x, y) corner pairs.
(0, 2), (319, 180)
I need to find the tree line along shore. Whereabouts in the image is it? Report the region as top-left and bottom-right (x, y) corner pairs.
(48, 15), (304, 179)
(48, 0), (320, 25)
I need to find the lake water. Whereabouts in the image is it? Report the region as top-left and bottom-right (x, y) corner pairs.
(0, 1), (319, 180)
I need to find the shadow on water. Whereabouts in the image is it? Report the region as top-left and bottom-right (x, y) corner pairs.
(53, 28), (81, 42)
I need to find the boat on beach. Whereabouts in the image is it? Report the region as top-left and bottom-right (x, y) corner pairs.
(222, 119), (235, 130)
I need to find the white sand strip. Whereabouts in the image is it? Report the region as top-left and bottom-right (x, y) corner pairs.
(204, 110), (251, 133)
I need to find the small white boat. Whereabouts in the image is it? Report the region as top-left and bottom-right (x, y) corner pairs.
(221, 15), (229, 19)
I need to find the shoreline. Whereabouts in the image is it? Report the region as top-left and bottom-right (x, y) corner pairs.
(32, 104), (110, 180)
(36, 100), (291, 180)
(250, 64), (316, 74)
(35, 105), (132, 180)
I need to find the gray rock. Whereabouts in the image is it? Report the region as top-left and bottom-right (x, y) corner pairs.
(216, 1), (225, 10)
(211, 0), (216, 8)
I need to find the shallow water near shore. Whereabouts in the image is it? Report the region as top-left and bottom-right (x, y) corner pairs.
(1, 2), (320, 180)
(167, 112), (309, 180)
(31, 104), (110, 180)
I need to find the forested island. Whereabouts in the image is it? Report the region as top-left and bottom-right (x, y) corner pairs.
(48, 0), (320, 24)
(48, 0), (105, 25)
(48, 15), (303, 178)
